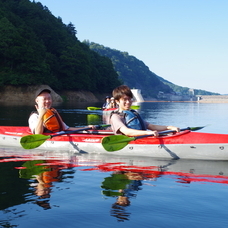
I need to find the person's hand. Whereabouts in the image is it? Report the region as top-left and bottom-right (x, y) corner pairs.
(148, 130), (158, 137)
(35, 105), (47, 116)
(167, 126), (180, 132)
(88, 125), (97, 130)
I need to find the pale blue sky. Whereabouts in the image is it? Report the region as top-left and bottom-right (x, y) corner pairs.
(36, 0), (228, 94)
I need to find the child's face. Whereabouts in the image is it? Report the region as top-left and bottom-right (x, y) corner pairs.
(116, 95), (133, 111)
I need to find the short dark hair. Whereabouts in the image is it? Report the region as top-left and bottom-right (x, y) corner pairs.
(112, 85), (133, 101)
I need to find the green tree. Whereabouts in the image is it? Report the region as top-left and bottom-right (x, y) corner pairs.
(0, 0), (121, 92)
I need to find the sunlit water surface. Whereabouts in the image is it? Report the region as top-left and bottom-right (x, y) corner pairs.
(1, 101), (228, 228)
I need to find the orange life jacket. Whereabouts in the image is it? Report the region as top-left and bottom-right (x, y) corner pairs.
(43, 108), (65, 132)
(42, 166), (60, 184)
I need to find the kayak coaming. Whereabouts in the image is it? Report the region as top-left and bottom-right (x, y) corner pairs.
(102, 108), (117, 112)
(1, 126), (228, 160)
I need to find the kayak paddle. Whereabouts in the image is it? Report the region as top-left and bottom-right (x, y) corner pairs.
(130, 105), (140, 110)
(102, 126), (205, 152)
(87, 105), (140, 111)
(21, 124), (110, 150)
(87, 107), (101, 110)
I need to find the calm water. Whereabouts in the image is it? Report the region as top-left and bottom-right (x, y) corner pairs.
(1, 102), (228, 227)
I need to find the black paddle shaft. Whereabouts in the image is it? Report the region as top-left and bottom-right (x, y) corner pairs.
(50, 124), (110, 138)
(134, 127), (191, 140)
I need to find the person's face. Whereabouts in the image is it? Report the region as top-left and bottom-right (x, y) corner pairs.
(36, 92), (52, 109)
(116, 95), (133, 111)
(116, 196), (130, 206)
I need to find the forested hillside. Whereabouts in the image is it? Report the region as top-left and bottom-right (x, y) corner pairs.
(157, 76), (220, 96)
(86, 42), (219, 97)
(0, 0), (120, 93)
(0, 0), (219, 99)
(86, 42), (173, 98)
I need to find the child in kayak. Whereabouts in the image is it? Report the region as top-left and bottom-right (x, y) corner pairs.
(110, 85), (179, 136)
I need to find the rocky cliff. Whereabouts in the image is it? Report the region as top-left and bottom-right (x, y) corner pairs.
(0, 85), (101, 104)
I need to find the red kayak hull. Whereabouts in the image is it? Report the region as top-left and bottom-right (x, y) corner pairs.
(1, 126), (228, 160)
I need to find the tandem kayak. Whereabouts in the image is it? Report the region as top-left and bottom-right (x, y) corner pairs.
(1, 126), (228, 160)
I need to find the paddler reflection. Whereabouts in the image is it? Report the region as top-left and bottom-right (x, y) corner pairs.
(92, 158), (172, 222)
(101, 170), (160, 222)
(19, 160), (63, 209)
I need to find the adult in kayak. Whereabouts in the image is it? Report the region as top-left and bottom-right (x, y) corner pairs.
(110, 85), (180, 137)
(102, 96), (111, 110)
(29, 88), (95, 134)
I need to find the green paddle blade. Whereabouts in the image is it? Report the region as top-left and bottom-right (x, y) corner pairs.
(19, 160), (48, 179)
(101, 173), (131, 196)
(130, 105), (140, 109)
(87, 107), (101, 110)
(20, 134), (51, 149)
(102, 135), (136, 152)
(87, 114), (100, 125)
(189, 126), (205, 131)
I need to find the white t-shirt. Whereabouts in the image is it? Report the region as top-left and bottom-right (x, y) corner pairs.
(28, 112), (69, 133)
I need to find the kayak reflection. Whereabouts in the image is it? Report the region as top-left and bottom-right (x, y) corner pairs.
(1, 148), (228, 217)
(81, 155), (228, 221)
(0, 148), (77, 211)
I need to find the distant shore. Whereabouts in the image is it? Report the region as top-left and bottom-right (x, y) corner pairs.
(144, 99), (228, 103)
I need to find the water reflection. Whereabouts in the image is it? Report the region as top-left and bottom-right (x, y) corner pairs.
(87, 114), (101, 125)
(1, 148), (228, 223)
(0, 148), (77, 212)
(79, 155), (228, 222)
(0, 102), (104, 127)
(102, 171), (143, 222)
(20, 160), (66, 210)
